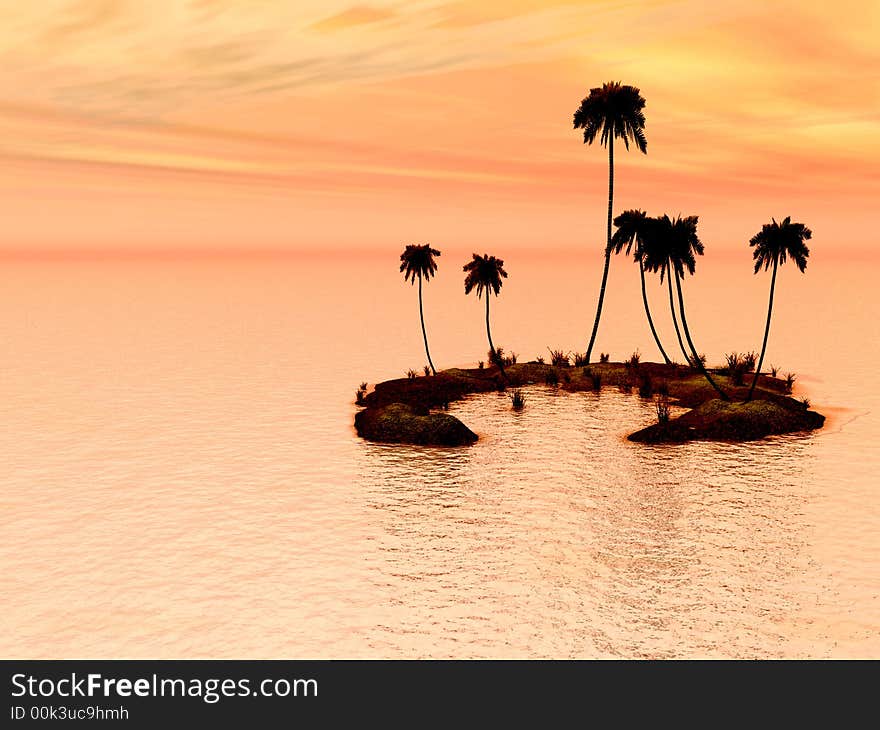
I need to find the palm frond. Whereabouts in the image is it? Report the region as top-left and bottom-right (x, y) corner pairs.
(463, 253), (508, 298)
(399, 244), (441, 284)
(610, 209), (649, 258)
(573, 81), (648, 154)
(749, 217), (812, 274)
(638, 213), (703, 279)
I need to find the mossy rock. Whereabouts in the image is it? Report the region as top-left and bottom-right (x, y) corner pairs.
(628, 398), (825, 443)
(355, 403), (478, 446)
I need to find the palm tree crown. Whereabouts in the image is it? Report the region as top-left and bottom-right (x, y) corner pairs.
(750, 217), (811, 273)
(463, 253), (507, 298)
(609, 209), (650, 258)
(572, 82), (647, 152)
(640, 226), (672, 282)
(399, 244), (440, 283)
(641, 214), (703, 280)
(665, 214), (704, 278)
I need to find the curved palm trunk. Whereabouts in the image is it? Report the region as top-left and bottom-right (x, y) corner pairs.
(585, 137), (613, 363)
(640, 260), (670, 364)
(674, 269), (729, 401)
(746, 256), (777, 402)
(666, 269), (690, 363)
(418, 274), (436, 375)
(486, 295), (506, 379)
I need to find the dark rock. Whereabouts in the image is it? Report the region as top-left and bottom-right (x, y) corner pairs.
(628, 398), (825, 443)
(355, 403), (478, 446)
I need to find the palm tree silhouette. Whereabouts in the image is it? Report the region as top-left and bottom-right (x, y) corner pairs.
(641, 219), (691, 364)
(746, 217), (812, 402)
(610, 209), (671, 364)
(649, 214), (728, 400)
(573, 81), (647, 363)
(399, 244), (441, 375)
(463, 253), (508, 378)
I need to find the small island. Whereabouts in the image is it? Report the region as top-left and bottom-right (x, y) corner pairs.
(354, 360), (825, 446)
(359, 84), (825, 448)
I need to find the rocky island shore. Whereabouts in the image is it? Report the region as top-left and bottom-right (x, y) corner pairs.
(354, 361), (824, 446)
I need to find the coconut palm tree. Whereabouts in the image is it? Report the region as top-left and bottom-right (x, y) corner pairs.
(641, 220), (690, 364)
(650, 214), (729, 401)
(746, 217), (812, 402)
(610, 209), (671, 364)
(573, 81), (647, 363)
(399, 244), (441, 375)
(463, 253), (508, 378)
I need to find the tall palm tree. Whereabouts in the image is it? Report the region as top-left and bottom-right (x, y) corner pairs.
(650, 214), (729, 401)
(573, 81), (647, 363)
(399, 244), (441, 375)
(610, 209), (671, 364)
(746, 217), (812, 402)
(463, 253), (508, 378)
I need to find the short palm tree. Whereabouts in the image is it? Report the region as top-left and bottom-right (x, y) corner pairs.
(610, 209), (671, 364)
(463, 253), (508, 377)
(746, 217), (812, 402)
(399, 244), (441, 375)
(573, 81), (647, 363)
(648, 214), (728, 400)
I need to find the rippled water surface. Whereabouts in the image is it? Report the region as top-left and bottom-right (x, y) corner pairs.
(1, 253), (878, 657)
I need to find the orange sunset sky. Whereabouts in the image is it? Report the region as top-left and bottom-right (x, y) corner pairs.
(0, 0), (877, 255)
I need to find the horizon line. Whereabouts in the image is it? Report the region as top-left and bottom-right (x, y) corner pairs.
(0, 245), (875, 262)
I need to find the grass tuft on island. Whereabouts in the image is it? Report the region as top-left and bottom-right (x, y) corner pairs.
(354, 360), (824, 446)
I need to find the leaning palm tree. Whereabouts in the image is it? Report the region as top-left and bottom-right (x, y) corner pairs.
(610, 209), (671, 364)
(399, 244), (441, 375)
(746, 217), (812, 402)
(573, 81), (647, 363)
(463, 253), (508, 378)
(652, 214), (729, 400)
(641, 220), (690, 364)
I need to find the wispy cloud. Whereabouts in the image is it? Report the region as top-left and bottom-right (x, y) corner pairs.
(39, 0), (131, 43)
(310, 4), (397, 32)
(0, 0), (877, 251)
(3, 1), (697, 119)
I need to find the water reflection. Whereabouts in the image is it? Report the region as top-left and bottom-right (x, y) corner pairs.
(2, 256), (876, 658)
(356, 386), (821, 657)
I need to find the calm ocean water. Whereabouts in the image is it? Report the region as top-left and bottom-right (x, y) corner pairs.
(1, 251), (877, 658)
